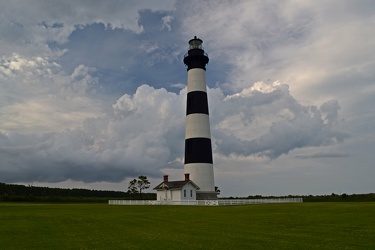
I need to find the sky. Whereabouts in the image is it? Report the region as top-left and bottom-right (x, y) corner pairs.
(0, 0), (374, 197)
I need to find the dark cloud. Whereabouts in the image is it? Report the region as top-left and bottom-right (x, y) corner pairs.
(295, 152), (350, 159)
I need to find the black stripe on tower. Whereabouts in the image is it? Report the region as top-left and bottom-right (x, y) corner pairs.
(185, 138), (213, 164)
(186, 91), (209, 115)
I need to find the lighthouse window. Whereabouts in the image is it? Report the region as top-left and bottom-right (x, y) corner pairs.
(184, 190), (186, 197)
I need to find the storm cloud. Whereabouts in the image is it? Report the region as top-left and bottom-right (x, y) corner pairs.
(0, 77), (348, 183)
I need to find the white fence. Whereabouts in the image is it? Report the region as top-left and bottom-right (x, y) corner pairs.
(108, 198), (302, 206)
(218, 198), (303, 206)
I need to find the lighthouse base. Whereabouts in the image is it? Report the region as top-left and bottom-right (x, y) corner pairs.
(196, 191), (218, 200)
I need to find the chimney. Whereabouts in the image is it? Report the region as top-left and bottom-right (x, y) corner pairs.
(184, 173), (190, 181)
(163, 175), (168, 182)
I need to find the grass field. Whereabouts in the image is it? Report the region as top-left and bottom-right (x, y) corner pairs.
(0, 202), (374, 249)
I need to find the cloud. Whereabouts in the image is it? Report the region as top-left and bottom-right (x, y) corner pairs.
(0, 77), (348, 183)
(178, 0), (375, 106)
(210, 81), (349, 159)
(178, 0), (313, 85)
(0, 0), (176, 58)
(0, 53), (104, 133)
(0, 84), (186, 183)
(295, 152), (350, 159)
(170, 83), (186, 89)
(161, 15), (174, 31)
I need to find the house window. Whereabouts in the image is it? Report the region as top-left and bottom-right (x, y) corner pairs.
(184, 189), (186, 197)
(190, 190), (193, 197)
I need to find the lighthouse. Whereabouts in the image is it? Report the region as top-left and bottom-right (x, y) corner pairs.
(183, 36), (217, 200)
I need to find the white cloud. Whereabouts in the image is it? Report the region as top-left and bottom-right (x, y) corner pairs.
(0, 54), (103, 133)
(139, 42), (159, 53)
(178, 0), (375, 105)
(0, 79), (348, 183)
(0, 0), (176, 58)
(161, 15), (174, 31)
(0, 84), (186, 183)
(210, 81), (349, 159)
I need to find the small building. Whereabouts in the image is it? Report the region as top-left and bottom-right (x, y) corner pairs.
(153, 174), (200, 201)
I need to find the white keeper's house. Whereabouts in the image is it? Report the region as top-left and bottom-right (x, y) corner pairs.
(153, 174), (200, 201)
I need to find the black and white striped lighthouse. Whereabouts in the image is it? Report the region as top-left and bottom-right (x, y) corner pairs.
(183, 36), (217, 200)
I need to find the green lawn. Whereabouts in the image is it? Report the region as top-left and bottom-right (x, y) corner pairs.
(0, 202), (374, 249)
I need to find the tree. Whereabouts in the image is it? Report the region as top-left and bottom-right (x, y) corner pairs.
(127, 175), (150, 199)
(215, 186), (221, 195)
(127, 179), (138, 195)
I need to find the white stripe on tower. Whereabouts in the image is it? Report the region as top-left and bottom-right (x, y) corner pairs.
(183, 36), (216, 200)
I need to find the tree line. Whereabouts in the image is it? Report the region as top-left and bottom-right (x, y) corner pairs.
(224, 193), (375, 202)
(0, 182), (156, 203)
